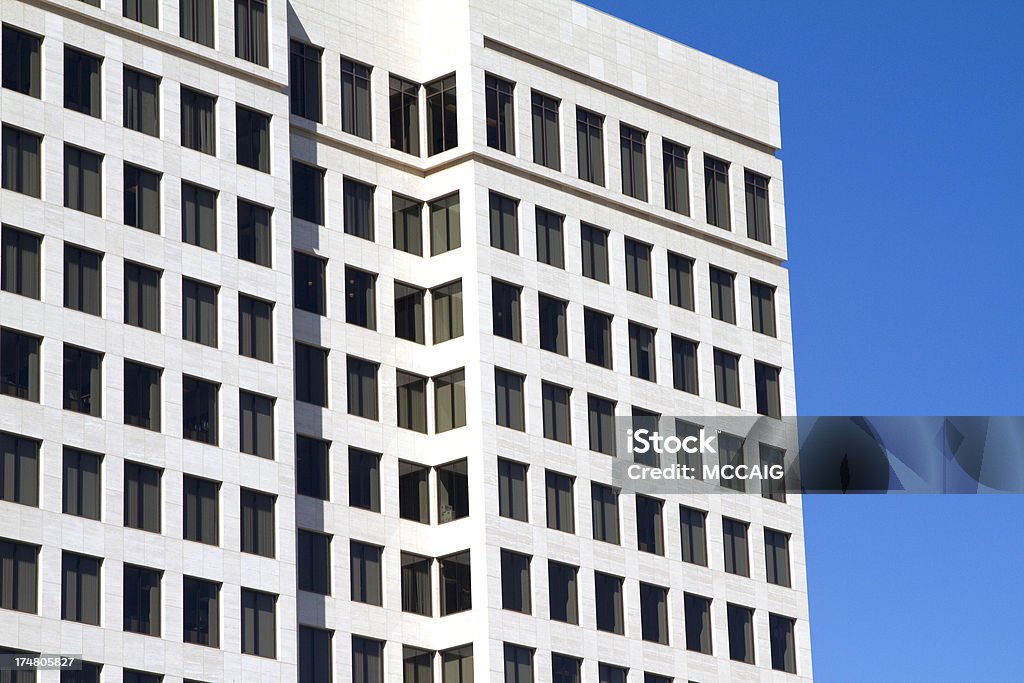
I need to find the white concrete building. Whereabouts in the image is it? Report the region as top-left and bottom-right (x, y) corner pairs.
(0, 0), (810, 681)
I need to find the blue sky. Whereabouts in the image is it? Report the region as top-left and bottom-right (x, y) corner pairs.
(585, 1), (1024, 679)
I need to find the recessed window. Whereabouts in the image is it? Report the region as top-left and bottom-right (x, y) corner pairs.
(719, 432), (745, 493)
(180, 0), (214, 46)
(124, 163), (162, 234)
(497, 458), (528, 522)
(124, 460), (161, 532)
(297, 530), (331, 595)
(123, 670), (161, 683)
(238, 294), (273, 362)
(770, 614), (797, 673)
(235, 0), (268, 66)
(345, 266), (376, 329)
(296, 436), (329, 501)
(668, 252), (694, 310)
(389, 75), (420, 155)
(237, 105), (270, 172)
(240, 488), (275, 557)
(624, 238), (652, 296)
(426, 74), (457, 155)
(392, 194), (422, 256)
(485, 74), (516, 154)
(346, 356), (379, 421)
(291, 161), (325, 224)
(714, 349), (740, 407)
(352, 636), (384, 683)
(760, 444), (787, 503)
(598, 664), (627, 683)
(183, 576), (220, 648)
(400, 552), (431, 615)
(124, 67), (160, 136)
(182, 376), (219, 446)
(64, 47), (102, 117)
(704, 155), (731, 229)
(576, 107), (605, 185)
(494, 368), (526, 432)
(750, 280), (777, 337)
(728, 603), (755, 664)
(0, 537), (38, 613)
(663, 139), (690, 215)
(183, 475), (219, 545)
(348, 447), (380, 511)
(237, 199), (272, 266)
(676, 419), (703, 477)
(395, 283), (425, 343)
(489, 191), (518, 254)
(439, 550), (472, 615)
(437, 459), (468, 523)
(755, 361), (782, 418)
(531, 91), (560, 170)
(723, 517), (750, 577)
(745, 170), (771, 243)
(620, 124), (647, 201)
(640, 582), (669, 644)
(548, 561), (578, 624)
(584, 308), (612, 369)
(341, 57), (372, 139)
(672, 336), (698, 395)
(429, 192), (460, 256)
(765, 528), (792, 587)
(442, 645), (473, 683)
(181, 182), (217, 250)
(545, 470), (574, 533)
(61, 551), (100, 625)
(181, 87), (216, 154)
(239, 391), (274, 458)
(632, 407), (660, 466)
(628, 322), (656, 382)
(351, 541), (383, 605)
(182, 278), (218, 347)
(67, 662), (103, 683)
(1, 125), (41, 197)
(538, 293), (567, 355)
(399, 460), (429, 523)
(594, 572), (624, 634)
(591, 482), (619, 544)
(64, 245), (102, 316)
(404, 647), (434, 683)
(535, 207), (564, 269)
(344, 177), (375, 241)
(587, 394), (616, 456)
(581, 223), (609, 283)
(1, 226), (41, 299)
(0, 432), (39, 507)
(396, 371), (427, 433)
(240, 588), (276, 658)
(491, 279), (522, 341)
(294, 252), (327, 315)
(2, 26), (41, 98)
(679, 505), (707, 565)
(290, 40), (322, 122)
(63, 447), (101, 520)
(636, 494), (664, 555)
(0, 328), (40, 402)
(123, 564), (161, 636)
(123, 0), (158, 26)
(541, 382), (571, 444)
(504, 644), (533, 683)
(64, 145), (103, 216)
(709, 266), (736, 323)
(63, 345), (102, 417)
(432, 281), (463, 343)
(684, 593), (713, 654)
(123, 360), (161, 431)
(500, 549), (531, 614)
(295, 343), (328, 407)
(434, 369), (466, 432)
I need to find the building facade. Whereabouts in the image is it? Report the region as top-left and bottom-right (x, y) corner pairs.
(0, 0), (810, 681)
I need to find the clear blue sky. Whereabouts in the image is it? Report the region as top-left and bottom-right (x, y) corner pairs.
(585, 1), (1024, 679)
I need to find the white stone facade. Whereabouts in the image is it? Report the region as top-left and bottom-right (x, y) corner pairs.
(0, 0), (811, 681)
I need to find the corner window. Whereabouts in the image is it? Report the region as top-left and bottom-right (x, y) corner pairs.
(426, 74), (457, 155)
(389, 75), (420, 155)
(429, 192), (461, 256)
